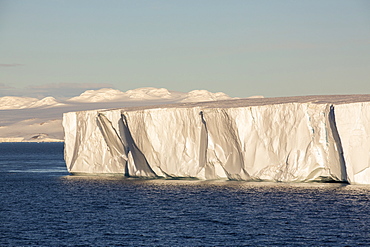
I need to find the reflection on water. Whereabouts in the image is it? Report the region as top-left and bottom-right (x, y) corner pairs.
(57, 176), (370, 246)
(1, 143), (370, 246)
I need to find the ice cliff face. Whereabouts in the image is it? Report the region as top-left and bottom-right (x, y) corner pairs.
(63, 95), (370, 184)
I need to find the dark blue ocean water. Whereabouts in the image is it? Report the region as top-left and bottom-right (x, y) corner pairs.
(1, 143), (370, 246)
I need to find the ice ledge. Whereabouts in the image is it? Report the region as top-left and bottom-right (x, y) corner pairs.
(63, 95), (370, 184)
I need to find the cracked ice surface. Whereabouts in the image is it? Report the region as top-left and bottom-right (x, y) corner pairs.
(63, 95), (370, 184)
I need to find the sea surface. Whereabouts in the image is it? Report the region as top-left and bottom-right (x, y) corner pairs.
(1, 142), (370, 246)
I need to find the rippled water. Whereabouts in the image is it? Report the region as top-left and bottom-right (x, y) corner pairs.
(1, 143), (370, 246)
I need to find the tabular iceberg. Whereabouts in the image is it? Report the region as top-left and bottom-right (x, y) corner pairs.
(63, 95), (370, 184)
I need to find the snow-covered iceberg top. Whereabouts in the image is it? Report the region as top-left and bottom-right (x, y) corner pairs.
(63, 94), (370, 184)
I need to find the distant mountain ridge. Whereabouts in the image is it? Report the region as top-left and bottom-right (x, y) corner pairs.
(0, 87), (245, 142)
(0, 87), (236, 110)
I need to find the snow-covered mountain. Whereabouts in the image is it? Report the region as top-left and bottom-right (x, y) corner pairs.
(0, 87), (236, 108)
(0, 96), (66, 110)
(65, 87), (236, 103)
(0, 87), (239, 142)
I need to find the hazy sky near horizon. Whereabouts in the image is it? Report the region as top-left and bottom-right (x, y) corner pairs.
(1, 0), (370, 98)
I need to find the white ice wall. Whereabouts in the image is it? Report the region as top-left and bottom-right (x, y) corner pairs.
(62, 100), (370, 184)
(63, 110), (126, 174)
(123, 108), (207, 178)
(202, 103), (345, 182)
(334, 103), (370, 184)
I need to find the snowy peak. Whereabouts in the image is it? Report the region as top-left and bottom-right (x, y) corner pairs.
(181, 90), (234, 102)
(68, 88), (127, 102)
(29, 97), (66, 108)
(125, 87), (173, 99)
(0, 96), (65, 110)
(0, 96), (39, 110)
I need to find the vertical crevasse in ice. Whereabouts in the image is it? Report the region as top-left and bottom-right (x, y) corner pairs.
(201, 103), (344, 182)
(122, 108), (207, 178)
(63, 110), (126, 174)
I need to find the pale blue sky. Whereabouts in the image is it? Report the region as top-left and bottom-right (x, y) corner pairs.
(1, 0), (369, 98)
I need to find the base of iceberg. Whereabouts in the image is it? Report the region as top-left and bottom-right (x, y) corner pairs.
(63, 95), (370, 184)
